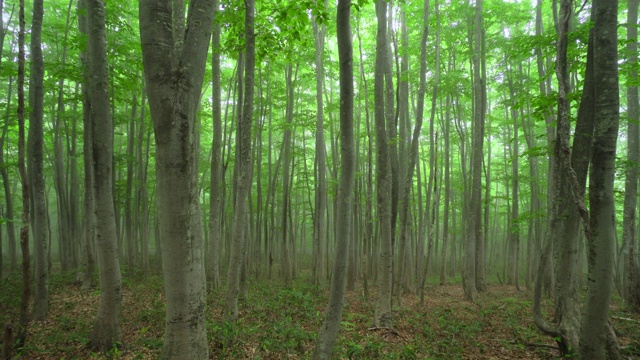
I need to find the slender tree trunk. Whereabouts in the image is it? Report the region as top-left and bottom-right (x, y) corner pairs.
(77, 0), (95, 290)
(313, 0), (354, 354)
(312, 0), (328, 288)
(280, 64), (295, 286)
(224, 0), (255, 325)
(124, 90), (137, 268)
(16, 0), (31, 345)
(85, 0), (123, 350)
(474, 0), (487, 292)
(439, 94), (451, 286)
(207, 0), (222, 288)
(29, 0), (48, 321)
(463, 0), (485, 301)
(373, 0), (393, 328)
(51, 0), (74, 271)
(623, 0), (640, 313)
(0, 78), (17, 273)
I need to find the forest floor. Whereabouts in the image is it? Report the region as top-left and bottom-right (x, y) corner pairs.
(1, 269), (639, 359)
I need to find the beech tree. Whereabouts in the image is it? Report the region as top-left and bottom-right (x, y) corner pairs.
(139, 0), (213, 357)
(225, 0), (255, 324)
(373, 0), (393, 329)
(579, 0), (620, 356)
(313, 0), (354, 355)
(84, 0), (123, 351)
(28, 0), (48, 322)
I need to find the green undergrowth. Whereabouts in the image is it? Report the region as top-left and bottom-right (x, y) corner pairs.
(0, 270), (639, 359)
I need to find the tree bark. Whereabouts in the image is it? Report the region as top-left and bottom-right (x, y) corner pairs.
(579, 0), (620, 356)
(373, 0), (393, 328)
(313, 0), (355, 355)
(77, 0), (95, 290)
(16, 0), (30, 346)
(224, 0), (255, 325)
(29, 0), (48, 322)
(623, 0), (640, 313)
(139, 0), (213, 357)
(85, 0), (123, 351)
(207, 0), (222, 289)
(280, 64), (295, 286)
(312, 0), (328, 288)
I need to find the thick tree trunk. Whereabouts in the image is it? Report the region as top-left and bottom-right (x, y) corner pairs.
(579, 0), (620, 356)
(139, 0), (213, 357)
(313, 0), (354, 355)
(85, 0), (123, 351)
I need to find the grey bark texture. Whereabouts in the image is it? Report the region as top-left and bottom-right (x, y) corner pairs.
(139, 0), (213, 357)
(313, 0), (355, 356)
(579, 0), (620, 356)
(373, 0), (393, 329)
(312, 0), (328, 288)
(85, 0), (123, 351)
(77, 0), (95, 291)
(224, 0), (255, 325)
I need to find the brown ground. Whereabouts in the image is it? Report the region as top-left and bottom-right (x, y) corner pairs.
(1, 272), (638, 359)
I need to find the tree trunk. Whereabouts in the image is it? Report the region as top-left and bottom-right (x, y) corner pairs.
(16, 0), (31, 345)
(440, 93), (451, 286)
(207, 0), (222, 288)
(224, 0), (254, 325)
(280, 64), (295, 286)
(0, 78), (17, 273)
(313, 0), (355, 355)
(623, 0), (640, 313)
(139, 0), (213, 357)
(579, 0), (620, 356)
(77, 0), (95, 290)
(312, 0), (328, 288)
(85, 0), (123, 350)
(28, 0), (48, 322)
(373, 0), (393, 328)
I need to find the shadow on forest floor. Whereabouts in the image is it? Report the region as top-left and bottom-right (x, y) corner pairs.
(0, 271), (639, 359)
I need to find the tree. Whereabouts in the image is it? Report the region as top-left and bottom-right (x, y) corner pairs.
(29, 0), (48, 322)
(373, 0), (393, 329)
(16, 0), (30, 347)
(623, 0), (640, 313)
(225, 0), (255, 324)
(579, 0), (620, 356)
(463, 0), (486, 301)
(77, 0), (95, 291)
(207, 0), (223, 289)
(84, 0), (123, 351)
(139, 0), (213, 357)
(312, 0), (328, 288)
(313, 0), (355, 355)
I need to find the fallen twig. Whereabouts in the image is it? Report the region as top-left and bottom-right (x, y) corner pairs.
(612, 316), (640, 324)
